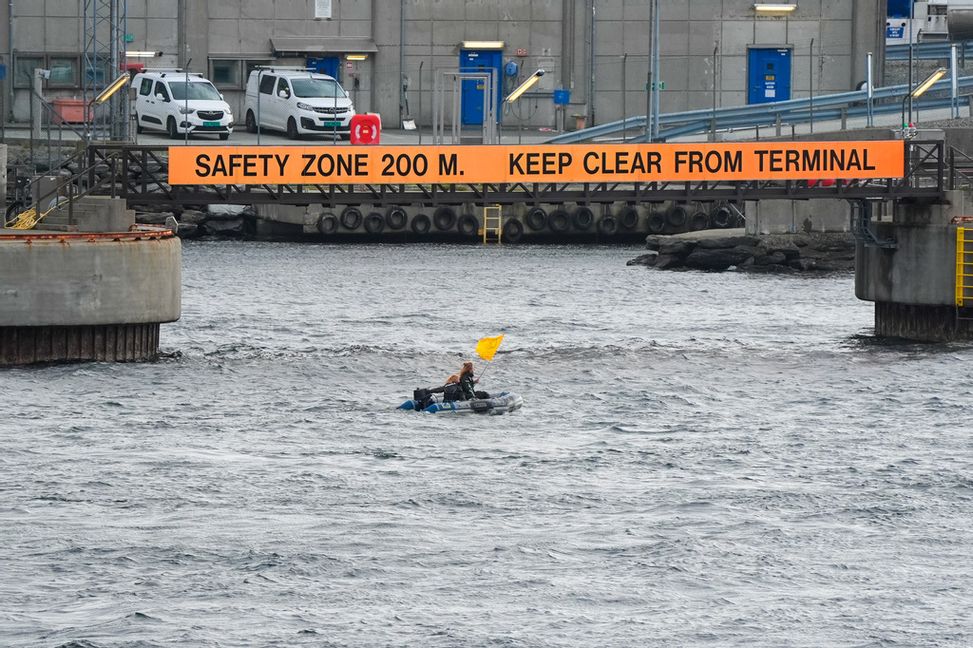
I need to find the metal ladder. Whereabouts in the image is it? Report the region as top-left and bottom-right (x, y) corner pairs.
(955, 227), (973, 310)
(481, 205), (503, 244)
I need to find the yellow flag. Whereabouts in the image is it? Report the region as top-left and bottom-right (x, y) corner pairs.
(475, 335), (504, 361)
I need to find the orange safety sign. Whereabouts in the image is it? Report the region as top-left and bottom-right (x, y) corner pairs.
(167, 141), (906, 186)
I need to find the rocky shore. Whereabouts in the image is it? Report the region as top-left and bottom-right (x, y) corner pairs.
(628, 229), (857, 273)
(135, 205), (253, 239)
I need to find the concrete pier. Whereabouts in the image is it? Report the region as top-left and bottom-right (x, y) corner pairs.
(856, 190), (973, 342)
(0, 225), (181, 366)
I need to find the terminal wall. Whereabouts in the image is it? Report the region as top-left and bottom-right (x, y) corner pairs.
(744, 198), (851, 235)
(1, 0), (885, 129)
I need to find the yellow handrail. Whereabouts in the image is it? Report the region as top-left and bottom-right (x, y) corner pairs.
(956, 227), (973, 307)
(481, 205), (503, 244)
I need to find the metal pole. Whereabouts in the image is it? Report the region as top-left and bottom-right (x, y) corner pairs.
(952, 43), (960, 119)
(184, 60), (190, 145)
(621, 53), (627, 142)
(650, 0), (660, 140)
(866, 51), (874, 127)
(589, 1), (595, 127)
(908, 1), (914, 126)
(257, 69), (263, 145)
(645, 0), (653, 139)
(398, 0), (405, 128)
(418, 60), (423, 144)
(711, 42), (718, 141)
(809, 38), (814, 134)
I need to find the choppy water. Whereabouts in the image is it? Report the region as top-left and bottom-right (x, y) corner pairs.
(1, 243), (972, 648)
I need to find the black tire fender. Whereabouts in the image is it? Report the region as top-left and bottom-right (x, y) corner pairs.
(411, 213), (431, 234)
(572, 206), (595, 231)
(548, 209), (570, 233)
(340, 207), (363, 230)
(433, 206), (457, 231)
(690, 211), (709, 231)
(317, 212), (339, 235)
(618, 206), (640, 230)
(525, 206), (548, 231)
(711, 206), (732, 228)
(647, 212), (666, 233)
(364, 212), (385, 234)
(385, 206), (408, 230)
(502, 218), (525, 243)
(458, 214), (479, 237)
(597, 215), (618, 235)
(666, 204), (689, 228)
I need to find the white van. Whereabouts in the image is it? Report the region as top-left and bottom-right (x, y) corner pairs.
(133, 71), (234, 140)
(243, 68), (355, 139)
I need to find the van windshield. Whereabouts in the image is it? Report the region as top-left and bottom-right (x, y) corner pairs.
(168, 81), (222, 101)
(291, 78), (347, 99)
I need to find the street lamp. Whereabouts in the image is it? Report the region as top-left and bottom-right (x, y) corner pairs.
(901, 67), (947, 130)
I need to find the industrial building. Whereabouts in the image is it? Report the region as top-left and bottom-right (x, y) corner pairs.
(1, 1), (885, 130)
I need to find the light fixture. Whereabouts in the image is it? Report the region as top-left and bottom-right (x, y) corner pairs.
(93, 73), (131, 105)
(754, 3), (798, 13)
(125, 50), (162, 58)
(505, 69), (545, 104)
(460, 41), (505, 50)
(345, 54), (368, 61)
(901, 67), (947, 128)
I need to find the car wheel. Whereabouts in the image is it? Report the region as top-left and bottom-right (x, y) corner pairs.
(246, 111), (256, 134)
(135, 114), (144, 134)
(286, 117), (299, 140)
(167, 117), (179, 140)
(219, 133), (230, 141)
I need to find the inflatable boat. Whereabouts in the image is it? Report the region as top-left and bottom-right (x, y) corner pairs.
(398, 391), (524, 415)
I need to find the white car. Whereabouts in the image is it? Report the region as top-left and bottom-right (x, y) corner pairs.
(244, 68), (355, 139)
(133, 71), (234, 140)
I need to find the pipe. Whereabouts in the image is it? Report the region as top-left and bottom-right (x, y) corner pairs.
(398, 0), (404, 128)
(809, 38), (814, 134)
(651, 0), (660, 140)
(7, 0), (13, 125)
(646, 0), (654, 139)
(587, 0), (595, 127)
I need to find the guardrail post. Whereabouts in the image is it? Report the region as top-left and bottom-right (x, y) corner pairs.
(841, 107), (847, 130)
(775, 114), (782, 136)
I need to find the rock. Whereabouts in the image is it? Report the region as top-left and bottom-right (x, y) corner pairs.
(789, 258), (818, 271)
(627, 252), (658, 266)
(653, 254), (683, 270)
(203, 217), (244, 236)
(645, 235), (665, 251)
(696, 235), (759, 250)
(177, 222), (200, 238)
(658, 239), (696, 256)
(754, 251), (788, 266)
(135, 211), (175, 225)
(684, 245), (755, 271)
(179, 209), (207, 225)
(207, 204), (248, 217)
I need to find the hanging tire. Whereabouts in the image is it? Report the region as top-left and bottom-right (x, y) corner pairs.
(711, 206), (732, 228)
(572, 206), (595, 231)
(618, 206), (640, 230)
(502, 218), (524, 243)
(666, 204), (689, 229)
(690, 211), (709, 231)
(647, 212), (666, 233)
(317, 212), (339, 235)
(433, 206), (457, 231)
(458, 214), (479, 237)
(411, 213), (431, 235)
(340, 207), (363, 230)
(525, 206), (547, 231)
(597, 215), (618, 236)
(364, 212), (385, 234)
(548, 209), (570, 233)
(386, 206), (407, 230)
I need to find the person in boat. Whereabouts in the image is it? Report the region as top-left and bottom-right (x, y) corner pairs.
(458, 361), (489, 400)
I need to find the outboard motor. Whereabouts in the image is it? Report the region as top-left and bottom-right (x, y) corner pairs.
(413, 388), (433, 410)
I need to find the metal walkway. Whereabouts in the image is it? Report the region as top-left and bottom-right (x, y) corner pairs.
(33, 140), (941, 210)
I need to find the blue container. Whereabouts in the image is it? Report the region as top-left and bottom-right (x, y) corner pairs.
(553, 88), (570, 105)
(0, 64), (6, 81)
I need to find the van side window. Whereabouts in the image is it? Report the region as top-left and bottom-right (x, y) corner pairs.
(154, 81), (170, 101)
(139, 78), (153, 96)
(276, 78), (290, 98)
(259, 75), (276, 95)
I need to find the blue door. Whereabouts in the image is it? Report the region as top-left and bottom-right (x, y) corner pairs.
(306, 56), (340, 81)
(747, 48), (791, 104)
(460, 50), (502, 125)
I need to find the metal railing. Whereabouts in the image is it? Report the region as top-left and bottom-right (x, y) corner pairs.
(956, 227), (973, 307)
(546, 77), (973, 144)
(886, 40), (973, 61)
